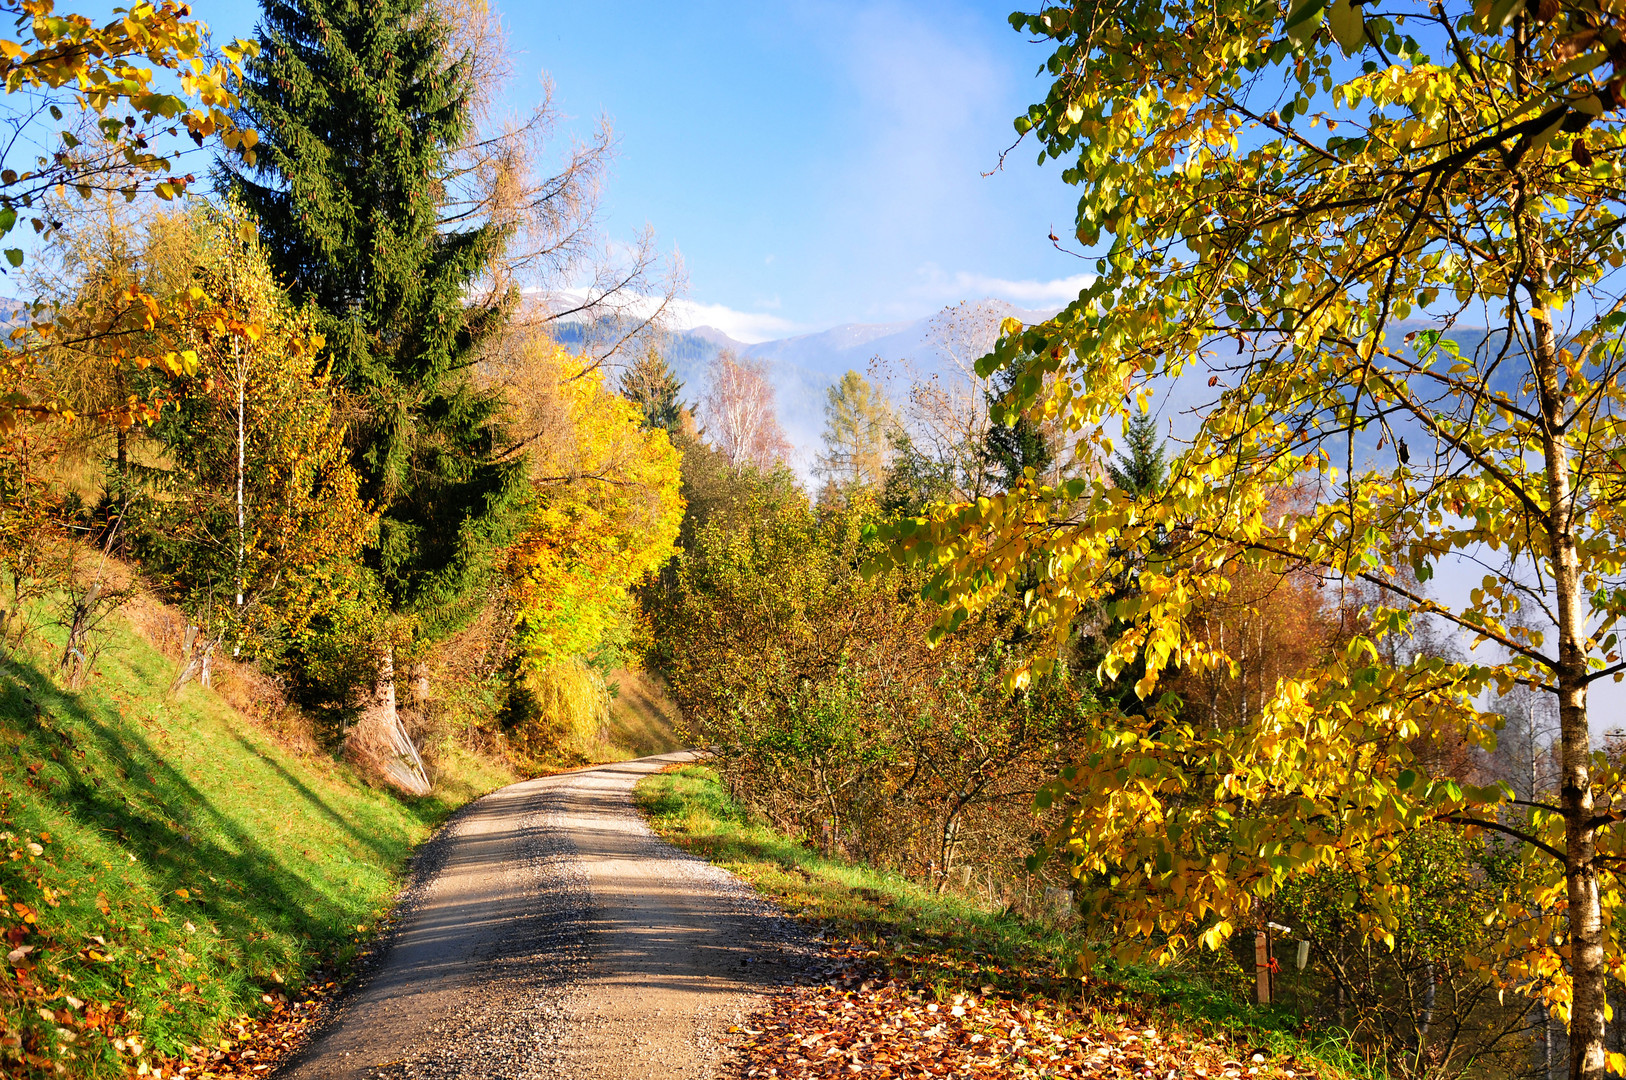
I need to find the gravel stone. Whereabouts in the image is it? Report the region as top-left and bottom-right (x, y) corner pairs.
(273, 752), (812, 1080)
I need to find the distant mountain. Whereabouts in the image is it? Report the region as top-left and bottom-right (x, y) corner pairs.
(745, 321), (915, 372)
(552, 300), (1061, 478)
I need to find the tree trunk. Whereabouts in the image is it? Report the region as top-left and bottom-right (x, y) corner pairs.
(348, 646), (430, 796)
(114, 364), (128, 482)
(235, 342), (246, 613)
(1418, 960), (1436, 1063)
(1531, 301), (1605, 1080)
(1546, 1004), (1556, 1080)
(171, 622), (222, 696)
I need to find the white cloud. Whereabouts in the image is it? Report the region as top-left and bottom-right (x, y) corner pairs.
(664, 299), (805, 344)
(523, 288), (805, 345)
(911, 264), (1095, 308)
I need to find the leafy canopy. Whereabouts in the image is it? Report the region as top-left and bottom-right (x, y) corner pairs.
(508, 345), (683, 673)
(0, 0), (261, 430)
(875, 0), (1626, 1064)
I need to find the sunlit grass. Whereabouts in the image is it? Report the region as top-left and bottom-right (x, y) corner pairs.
(636, 763), (1382, 1080)
(0, 604), (513, 1077)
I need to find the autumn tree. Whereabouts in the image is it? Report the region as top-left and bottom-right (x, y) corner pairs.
(501, 341), (682, 671)
(878, 3), (1626, 1077)
(132, 206), (374, 694)
(0, 1), (255, 273)
(699, 350), (790, 471)
(0, 1), (260, 432)
(814, 369), (895, 502)
(25, 194), (177, 488)
(491, 334), (682, 754)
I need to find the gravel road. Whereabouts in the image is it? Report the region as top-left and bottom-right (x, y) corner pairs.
(274, 752), (809, 1080)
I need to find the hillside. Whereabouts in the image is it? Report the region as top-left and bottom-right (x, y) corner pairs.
(0, 587), (515, 1078)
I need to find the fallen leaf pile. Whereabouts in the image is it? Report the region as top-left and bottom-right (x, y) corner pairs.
(727, 940), (1318, 1080)
(153, 981), (340, 1078)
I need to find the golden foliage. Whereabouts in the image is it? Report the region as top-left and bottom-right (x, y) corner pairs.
(502, 342), (683, 673)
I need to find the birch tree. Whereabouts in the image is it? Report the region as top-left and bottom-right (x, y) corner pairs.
(876, 3), (1626, 1077)
(700, 350), (791, 471)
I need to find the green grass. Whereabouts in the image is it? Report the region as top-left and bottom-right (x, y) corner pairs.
(0, 606), (515, 1077)
(636, 764), (1382, 1080)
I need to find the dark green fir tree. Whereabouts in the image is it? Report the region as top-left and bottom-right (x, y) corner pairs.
(227, 0), (523, 643)
(1108, 411), (1168, 496)
(982, 363), (1054, 491)
(1085, 410), (1171, 718)
(620, 346), (686, 433)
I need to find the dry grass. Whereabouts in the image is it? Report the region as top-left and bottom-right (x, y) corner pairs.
(604, 667), (684, 758)
(120, 583), (324, 755)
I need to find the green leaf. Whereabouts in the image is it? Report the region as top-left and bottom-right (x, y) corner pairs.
(5, 248), (23, 268)
(1285, 0), (1330, 44)
(1328, 0), (1365, 53)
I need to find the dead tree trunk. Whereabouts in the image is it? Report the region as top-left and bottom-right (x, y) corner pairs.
(170, 622), (224, 696)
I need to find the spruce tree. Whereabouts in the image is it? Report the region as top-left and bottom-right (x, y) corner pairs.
(982, 365), (1054, 491)
(228, 0), (521, 640)
(1108, 412), (1167, 495)
(620, 346), (685, 433)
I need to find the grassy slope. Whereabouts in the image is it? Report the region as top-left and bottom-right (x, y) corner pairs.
(637, 764), (1376, 1079)
(0, 605), (514, 1078)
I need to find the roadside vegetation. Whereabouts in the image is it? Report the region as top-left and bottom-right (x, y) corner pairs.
(0, 582), (514, 1076)
(0, 0), (1622, 1077)
(638, 763), (1374, 1080)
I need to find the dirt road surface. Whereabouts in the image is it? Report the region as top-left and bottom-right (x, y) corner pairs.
(275, 752), (807, 1080)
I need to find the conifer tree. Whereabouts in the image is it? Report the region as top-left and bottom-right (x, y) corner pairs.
(227, 0), (521, 641)
(815, 369), (895, 499)
(981, 365), (1053, 491)
(1107, 412), (1166, 496)
(620, 346), (685, 433)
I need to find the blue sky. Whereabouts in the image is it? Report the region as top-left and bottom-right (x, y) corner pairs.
(203, 0), (1090, 341)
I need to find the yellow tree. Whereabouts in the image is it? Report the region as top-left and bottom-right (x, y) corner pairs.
(875, 3), (1626, 1077)
(139, 206), (373, 689)
(815, 369), (897, 502)
(0, 0), (258, 431)
(502, 340), (682, 678)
